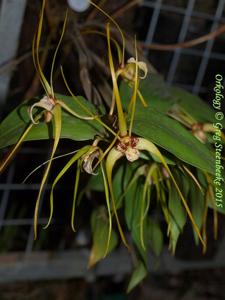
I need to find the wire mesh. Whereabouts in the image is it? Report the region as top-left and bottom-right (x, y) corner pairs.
(143, 0), (225, 94)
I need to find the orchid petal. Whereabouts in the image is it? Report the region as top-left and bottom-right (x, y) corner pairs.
(44, 145), (91, 230)
(106, 147), (131, 250)
(29, 96), (55, 124)
(34, 104), (62, 239)
(136, 137), (206, 251)
(127, 57), (148, 79)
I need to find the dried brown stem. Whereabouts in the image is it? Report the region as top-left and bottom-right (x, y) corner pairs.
(0, 46), (55, 76)
(141, 23), (225, 51)
(111, 0), (142, 19)
(86, 0), (108, 22)
(0, 52), (32, 75)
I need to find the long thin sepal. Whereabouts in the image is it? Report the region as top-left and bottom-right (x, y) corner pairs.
(129, 38), (139, 136)
(57, 100), (95, 120)
(140, 163), (157, 250)
(106, 23), (127, 137)
(136, 137), (206, 251)
(33, 104), (62, 239)
(33, 0), (52, 96)
(182, 165), (203, 192)
(60, 66), (118, 137)
(50, 10), (68, 97)
(44, 145), (90, 229)
(106, 147), (130, 250)
(71, 159), (82, 232)
(0, 123), (33, 173)
(100, 162), (112, 257)
(0, 103), (43, 173)
(89, 0), (126, 65)
(81, 29), (122, 63)
(23, 150), (79, 183)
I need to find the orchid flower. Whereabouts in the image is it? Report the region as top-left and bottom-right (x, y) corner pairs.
(167, 104), (225, 143)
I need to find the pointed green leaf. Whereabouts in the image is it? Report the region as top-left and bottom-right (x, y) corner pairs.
(120, 73), (225, 127)
(124, 171), (140, 230)
(131, 105), (214, 174)
(168, 187), (187, 253)
(169, 86), (225, 126)
(120, 74), (177, 113)
(148, 219), (163, 256)
(88, 207), (118, 267)
(190, 185), (205, 245)
(129, 182), (148, 264)
(86, 171), (104, 192)
(127, 261), (147, 293)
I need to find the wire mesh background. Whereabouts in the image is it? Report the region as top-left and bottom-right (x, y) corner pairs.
(0, 0), (225, 280)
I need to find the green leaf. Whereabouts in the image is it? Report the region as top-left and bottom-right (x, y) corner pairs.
(86, 161), (141, 197)
(129, 182), (149, 264)
(124, 172), (139, 230)
(170, 86), (225, 127)
(148, 219), (163, 256)
(168, 187), (187, 253)
(88, 207), (118, 267)
(131, 105), (214, 174)
(127, 261), (148, 293)
(190, 185), (205, 245)
(179, 170), (191, 197)
(113, 161), (141, 209)
(124, 163), (144, 229)
(120, 74), (177, 113)
(120, 73), (225, 127)
(112, 162), (126, 206)
(86, 171), (104, 192)
(0, 94), (104, 150)
(34, 104), (62, 239)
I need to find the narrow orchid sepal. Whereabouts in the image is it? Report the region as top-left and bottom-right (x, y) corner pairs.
(106, 23), (127, 137)
(136, 137), (206, 251)
(0, 123), (33, 173)
(140, 163), (157, 250)
(106, 147), (131, 250)
(100, 161), (113, 258)
(44, 145), (91, 230)
(34, 104), (62, 239)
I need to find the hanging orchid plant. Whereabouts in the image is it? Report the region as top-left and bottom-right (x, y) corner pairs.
(0, 0), (224, 292)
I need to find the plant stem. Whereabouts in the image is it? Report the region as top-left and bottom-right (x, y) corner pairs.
(107, 23), (127, 137)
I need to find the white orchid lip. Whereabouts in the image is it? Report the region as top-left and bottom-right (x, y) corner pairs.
(127, 57), (148, 79)
(82, 147), (100, 175)
(29, 96), (56, 124)
(116, 136), (140, 162)
(120, 57), (148, 83)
